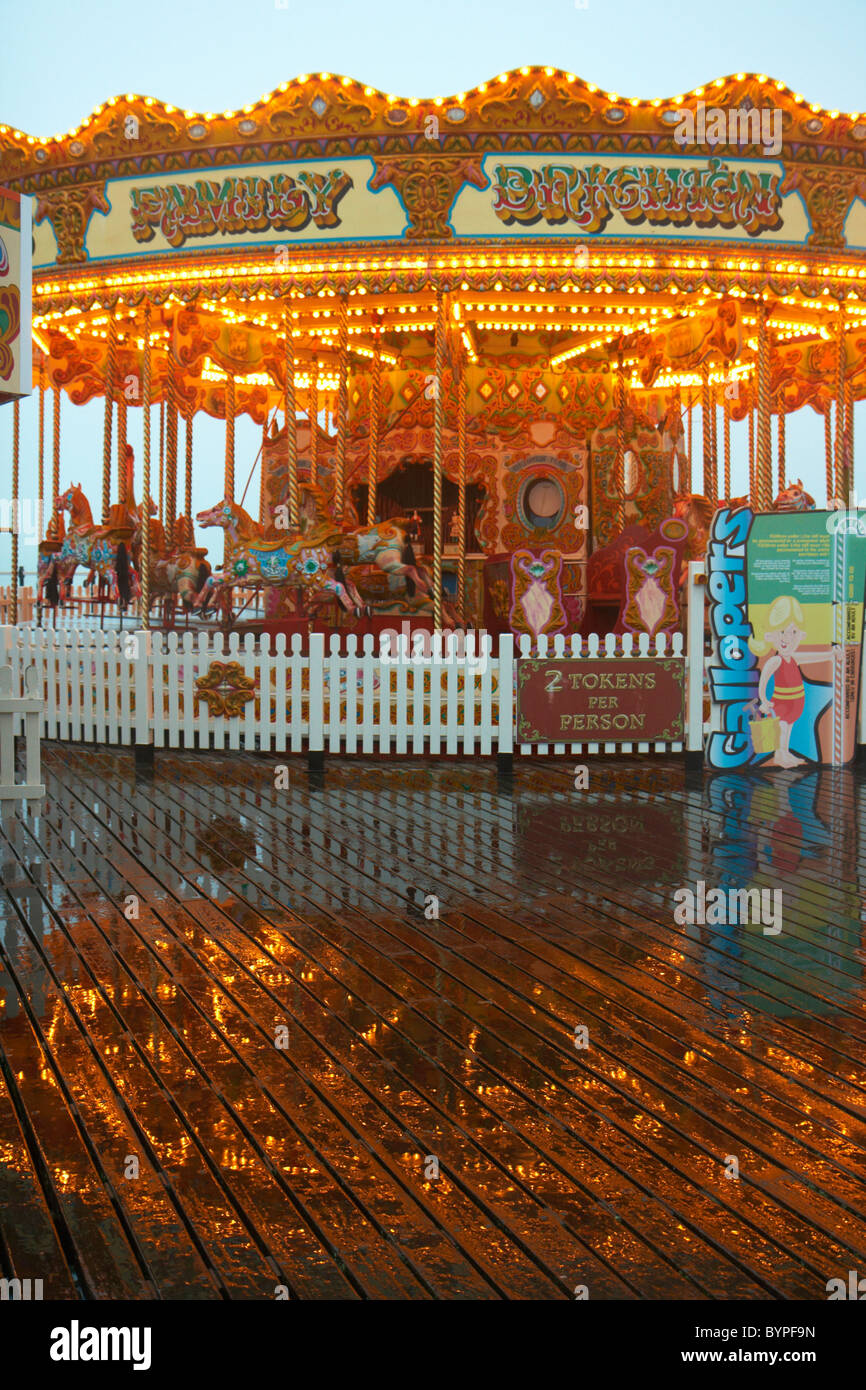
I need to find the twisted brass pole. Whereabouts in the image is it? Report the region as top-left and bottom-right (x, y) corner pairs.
(309, 351), (319, 488)
(225, 374), (235, 500)
(615, 359), (625, 531)
(457, 353), (467, 615)
(335, 293), (349, 517)
(824, 401), (834, 505)
(141, 302), (152, 628)
(701, 366), (713, 502)
(433, 291), (446, 630)
(843, 371), (854, 505)
(835, 313), (846, 503)
(102, 318), (118, 524)
(165, 374), (177, 542)
(285, 305), (298, 527)
(757, 304), (772, 510)
(37, 360), (45, 541)
(184, 400), (193, 522)
(48, 385), (60, 538)
(117, 397), (128, 506)
(748, 402), (756, 507)
(777, 409), (786, 494)
(723, 393), (731, 502)
(366, 331), (381, 525)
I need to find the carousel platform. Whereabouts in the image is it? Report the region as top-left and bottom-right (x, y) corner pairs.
(1, 746), (865, 1299)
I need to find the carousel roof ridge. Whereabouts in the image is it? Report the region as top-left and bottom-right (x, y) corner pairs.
(1, 68), (863, 150)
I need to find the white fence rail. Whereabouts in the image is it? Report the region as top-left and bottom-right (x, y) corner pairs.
(0, 621), (701, 759)
(0, 663), (45, 799)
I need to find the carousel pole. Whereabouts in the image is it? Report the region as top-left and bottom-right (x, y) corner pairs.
(158, 398), (165, 523)
(11, 400), (19, 625)
(748, 401), (756, 507)
(433, 291), (446, 631)
(723, 392), (731, 502)
(844, 372), (854, 504)
(366, 324), (381, 526)
(777, 409), (786, 493)
(334, 293), (349, 518)
(615, 358), (625, 532)
(701, 366), (712, 503)
(825, 401), (834, 504)
(309, 355), (319, 488)
(284, 305), (298, 527)
(225, 374), (236, 500)
(756, 304), (772, 510)
(48, 385), (61, 537)
(687, 397), (693, 492)
(117, 397), (128, 505)
(457, 350), (467, 615)
(102, 318), (118, 524)
(184, 400), (193, 521)
(165, 375), (177, 544)
(141, 302), (152, 629)
(835, 313), (846, 503)
(37, 360), (45, 541)
(710, 382), (718, 503)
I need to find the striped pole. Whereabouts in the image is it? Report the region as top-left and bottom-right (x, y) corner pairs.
(825, 401), (834, 505)
(844, 372), (854, 505)
(49, 385), (60, 537)
(615, 360), (625, 531)
(701, 366), (712, 501)
(777, 409), (786, 494)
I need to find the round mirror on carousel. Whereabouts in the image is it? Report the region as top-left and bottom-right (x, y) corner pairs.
(519, 474), (566, 531)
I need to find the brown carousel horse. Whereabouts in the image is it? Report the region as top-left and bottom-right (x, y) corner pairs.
(130, 501), (214, 620)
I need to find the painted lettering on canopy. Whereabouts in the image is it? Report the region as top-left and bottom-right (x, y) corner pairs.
(492, 158), (783, 237)
(130, 171), (353, 247)
(706, 506), (760, 769)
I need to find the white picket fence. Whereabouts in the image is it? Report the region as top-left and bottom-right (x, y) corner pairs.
(0, 621), (702, 758)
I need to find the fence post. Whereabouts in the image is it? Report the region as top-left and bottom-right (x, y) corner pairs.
(685, 560), (705, 768)
(497, 631), (514, 783)
(308, 631), (325, 777)
(132, 628), (154, 766)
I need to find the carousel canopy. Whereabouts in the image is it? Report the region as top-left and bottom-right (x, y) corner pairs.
(1, 69), (865, 425)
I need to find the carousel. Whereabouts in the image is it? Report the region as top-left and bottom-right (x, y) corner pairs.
(2, 68), (865, 644)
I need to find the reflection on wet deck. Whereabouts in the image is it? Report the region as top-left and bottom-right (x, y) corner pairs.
(1, 748), (865, 1299)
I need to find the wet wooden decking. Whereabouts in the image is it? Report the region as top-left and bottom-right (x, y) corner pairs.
(1, 745), (865, 1299)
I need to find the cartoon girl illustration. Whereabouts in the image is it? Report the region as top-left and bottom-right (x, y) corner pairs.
(748, 595), (827, 768)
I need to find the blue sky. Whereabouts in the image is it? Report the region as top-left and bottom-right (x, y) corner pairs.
(1, 0), (864, 575)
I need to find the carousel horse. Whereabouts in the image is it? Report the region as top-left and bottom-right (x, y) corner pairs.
(130, 502), (213, 617)
(194, 498), (368, 616)
(772, 480), (815, 511)
(53, 484), (136, 610)
(288, 481), (436, 602)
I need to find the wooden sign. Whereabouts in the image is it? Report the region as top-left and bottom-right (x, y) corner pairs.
(516, 658), (684, 743)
